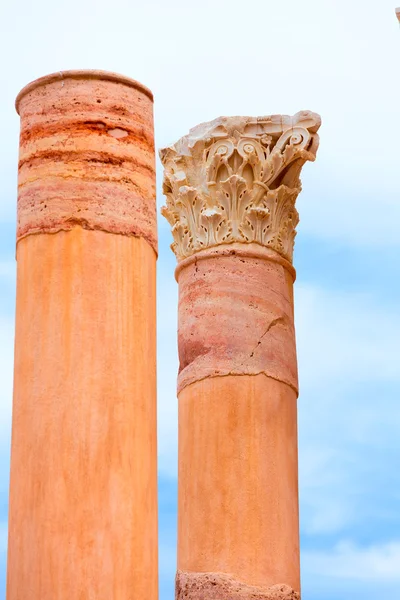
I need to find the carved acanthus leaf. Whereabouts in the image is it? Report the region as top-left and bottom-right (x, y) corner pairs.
(160, 111), (320, 263)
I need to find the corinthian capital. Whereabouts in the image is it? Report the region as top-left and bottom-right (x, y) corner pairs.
(160, 111), (320, 263)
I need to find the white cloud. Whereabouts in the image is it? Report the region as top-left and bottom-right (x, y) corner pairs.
(0, 318), (14, 440)
(159, 538), (177, 581)
(0, 262), (15, 282)
(0, 524), (7, 555)
(299, 446), (357, 535)
(157, 254), (179, 479)
(296, 284), (400, 535)
(1, 0), (400, 249)
(0, 521), (8, 557)
(303, 540), (400, 582)
(295, 284), (400, 390)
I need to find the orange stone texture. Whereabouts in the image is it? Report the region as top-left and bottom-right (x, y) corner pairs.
(161, 113), (321, 600)
(7, 71), (158, 600)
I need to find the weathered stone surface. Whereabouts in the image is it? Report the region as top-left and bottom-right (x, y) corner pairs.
(16, 70), (157, 252)
(176, 571), (300, 600)
(8, 72), (158, 600)
(177, 376), (300, 592)
(176, 243), (298, 394)
(160, 112), (320, 263)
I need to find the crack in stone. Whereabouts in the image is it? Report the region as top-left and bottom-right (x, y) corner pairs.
(249, 317), (284, 358)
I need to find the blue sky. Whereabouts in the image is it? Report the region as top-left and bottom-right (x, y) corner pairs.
(1, 0), (400, 598)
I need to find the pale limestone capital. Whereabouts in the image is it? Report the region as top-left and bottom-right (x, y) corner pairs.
(160, 112), (320, 263)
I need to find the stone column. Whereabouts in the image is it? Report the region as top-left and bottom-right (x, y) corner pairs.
(7, 71), (158, 600)
(160, 112), (320, 600)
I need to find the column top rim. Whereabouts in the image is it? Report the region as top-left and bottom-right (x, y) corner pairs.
(15, 69), (153, 113)
(174, 242), (296, 281)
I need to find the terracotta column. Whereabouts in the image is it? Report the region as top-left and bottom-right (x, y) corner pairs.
(161, 113), (320, 600)
(8, 71), (158, 600)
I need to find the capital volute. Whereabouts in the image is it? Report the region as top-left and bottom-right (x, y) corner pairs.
(160, 111), (320, 263)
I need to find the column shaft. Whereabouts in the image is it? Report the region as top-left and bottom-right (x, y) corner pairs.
(176, 248), (299, 598)
(7, 71), (158, 600)
(161, 113), (321, 600)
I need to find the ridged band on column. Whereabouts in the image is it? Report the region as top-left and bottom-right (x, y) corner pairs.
(16, 70), (157, 251)
(175, 243), (298, 394)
